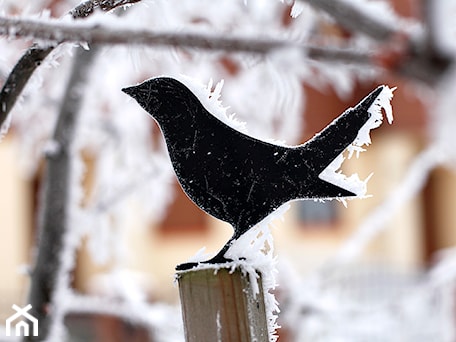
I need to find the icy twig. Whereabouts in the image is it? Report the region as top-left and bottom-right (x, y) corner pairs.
(300, 0), (452, 85)
(0, 15), (372, 62)
(421, 0), (444, 57)
(25, 46), (100, 342)
(0, 0), (142, 134)
(300, 0), (398, 41)
(70, 0), (142, 18)
(0, 45), (54, 136)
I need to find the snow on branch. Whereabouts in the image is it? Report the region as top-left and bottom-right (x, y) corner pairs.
(300, 0), (453, 85)
(299, 0), (400, 41)
(0, 12), (374, 134)
(0, 15), (372, 62)
(1, 0), (451, 134)
(0, 0), (142, 137)
(0, 44), (54, 137)
(26, 46), (101, 341)
(70, 0), (142, 18)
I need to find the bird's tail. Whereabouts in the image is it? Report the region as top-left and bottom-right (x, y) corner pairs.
(304, 85), (395, 198)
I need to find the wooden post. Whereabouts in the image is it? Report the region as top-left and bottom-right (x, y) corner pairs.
(177, 267), (268, 342)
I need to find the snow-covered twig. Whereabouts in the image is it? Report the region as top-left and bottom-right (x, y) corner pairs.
(419, 0), (453, 78)
(0, 0), (142, 133)
(1, 0), (451, 134)
(300, 0), (398, 41)
(300, 0), (452, 85)
(0, 45), (54, 134)
(421, 0), (436, 50)
(70, 0), (142, 18)
(25, 46), (100, 342)
(0, 15), (372, 63)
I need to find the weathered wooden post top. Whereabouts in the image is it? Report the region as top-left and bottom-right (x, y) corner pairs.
(177, 266), (268, 342)
(123, 76), (395, 341)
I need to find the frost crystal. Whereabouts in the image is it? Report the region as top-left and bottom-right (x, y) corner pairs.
(319, 85), (395, 198)
(179, 75), (248, 134)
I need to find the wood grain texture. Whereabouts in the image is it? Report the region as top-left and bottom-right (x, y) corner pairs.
(177, 268), (268, 342)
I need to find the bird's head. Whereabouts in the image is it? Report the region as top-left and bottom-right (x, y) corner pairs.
(122, 77), (193, 121)
(122, 78), (162, 118)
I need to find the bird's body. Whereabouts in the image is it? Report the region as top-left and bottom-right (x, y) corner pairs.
(122, 77), (387, 270)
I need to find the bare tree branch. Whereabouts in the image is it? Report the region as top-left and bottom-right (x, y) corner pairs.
(0, 45), (54, 130)
(300, 0), (452, 85)
(25, 46), (100, 342)
(300, 0), (398, 41)
(0, 16), (371, 58)
(1, 0), (453, 134)
(296, 0), (389, 39)
(0, 0), (142, 132)
(1, 12), (452, 86)
(1, 0), (452, 134)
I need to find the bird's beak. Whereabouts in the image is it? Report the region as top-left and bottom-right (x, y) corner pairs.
(122, 83), (161, 118)
(121, 85), (137, 99)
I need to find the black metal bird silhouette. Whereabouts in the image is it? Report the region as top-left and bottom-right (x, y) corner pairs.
(122, 77), (386, 270)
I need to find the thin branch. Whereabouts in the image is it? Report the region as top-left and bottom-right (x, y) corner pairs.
(300, 0), (398, 41)
(0, 10), (452, 88)
(0, 0), (142, 132)
(0, 45), (54, 129)
(0, 16), (370, 58)
(420, 0), (452, 68)
(300, 0), (453, 85)
(25, 46), (100, 342)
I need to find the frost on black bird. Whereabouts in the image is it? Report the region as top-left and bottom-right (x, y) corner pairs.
(122, 77), (394, 270)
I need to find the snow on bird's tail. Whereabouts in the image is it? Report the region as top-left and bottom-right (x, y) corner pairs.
(319, 85), (396, 204)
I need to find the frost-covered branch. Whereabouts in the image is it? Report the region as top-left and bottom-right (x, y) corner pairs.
(0, 0), (142, 132)
(25, 46), (100, 342)
(300, 0), (452, 85)
(70, 0), (142, 18)
(0, 15), (371, 64)
(420, 0), (452, 67)
(299, 0), (398, 41)
(0, 45), (54, 132)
